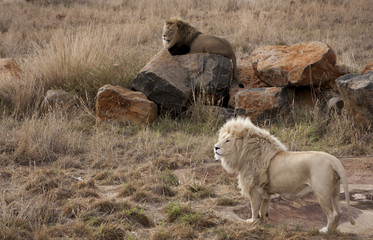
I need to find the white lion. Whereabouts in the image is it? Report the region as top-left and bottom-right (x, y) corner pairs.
(214, 117), (355, 233)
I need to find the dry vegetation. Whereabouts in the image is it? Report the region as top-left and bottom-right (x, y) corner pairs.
(0, 0), (372, 239)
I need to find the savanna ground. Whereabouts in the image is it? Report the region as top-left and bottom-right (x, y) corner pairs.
(0, 0), (372, 239)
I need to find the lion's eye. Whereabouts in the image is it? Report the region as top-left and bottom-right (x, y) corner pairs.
(225, 140), (230, 143)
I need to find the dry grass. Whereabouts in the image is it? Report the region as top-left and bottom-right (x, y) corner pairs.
(0, 0), (372, 239)
(269, 105), (372, 156)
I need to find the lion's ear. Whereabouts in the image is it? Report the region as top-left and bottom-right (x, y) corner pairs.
(176, 21), (183, 29)
(236, 129), (248, 139)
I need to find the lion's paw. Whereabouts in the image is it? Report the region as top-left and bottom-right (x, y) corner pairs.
(319, 227), (328, 233)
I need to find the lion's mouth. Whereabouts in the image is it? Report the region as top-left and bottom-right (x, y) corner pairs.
(214, 150), (223, 161)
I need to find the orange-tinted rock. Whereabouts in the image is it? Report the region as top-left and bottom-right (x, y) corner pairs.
(361, 61), (373, 74)
(228, 64), (269, 107)
(235, 87), (289, 123)
(96, 84), (157, 124)
(251, 42), (337, 87)
(0, 58), (22, 79)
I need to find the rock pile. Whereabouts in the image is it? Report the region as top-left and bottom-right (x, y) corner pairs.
(130, 41), (371, 127)
(232, 42), (343, 122)
(1, 41), (372, 129)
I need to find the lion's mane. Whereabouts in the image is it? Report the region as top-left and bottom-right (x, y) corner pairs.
(163, 19), (201, 55)
(218, 118), (287, 199)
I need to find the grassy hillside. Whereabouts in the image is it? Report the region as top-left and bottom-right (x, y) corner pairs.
(0, 0), (372, 239)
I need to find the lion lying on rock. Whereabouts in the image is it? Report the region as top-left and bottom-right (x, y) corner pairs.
(214, 117), (356, 233)
(162, 18), (238, 81)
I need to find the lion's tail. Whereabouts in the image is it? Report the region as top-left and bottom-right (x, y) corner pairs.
(331, 157), (356, 226)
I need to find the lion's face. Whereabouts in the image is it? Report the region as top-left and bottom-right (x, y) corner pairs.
(162, 21), (180, 48)
(214, 133), (238, 173)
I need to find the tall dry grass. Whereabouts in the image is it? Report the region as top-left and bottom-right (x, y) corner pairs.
(1, 26), (152, 116)
(11, 113), (85, 165)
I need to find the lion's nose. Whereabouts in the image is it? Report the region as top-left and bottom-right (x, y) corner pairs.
(214, 146), (220, 151)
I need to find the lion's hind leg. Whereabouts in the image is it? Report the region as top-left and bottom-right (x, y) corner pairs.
(312, 175), (340, 233)
(331, 178), (342, 230)
(315, 193), (335, 233)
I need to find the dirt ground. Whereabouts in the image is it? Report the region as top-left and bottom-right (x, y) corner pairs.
(174, 156), (373, 239)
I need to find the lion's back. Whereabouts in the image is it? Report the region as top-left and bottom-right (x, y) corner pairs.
(189, 34), (235, 59)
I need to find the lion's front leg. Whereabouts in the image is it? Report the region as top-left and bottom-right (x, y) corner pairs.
(247, 190), (262, 223)
(259, 198), (270, 221)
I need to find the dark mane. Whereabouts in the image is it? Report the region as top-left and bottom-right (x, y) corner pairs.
(167, 20), (201, 55)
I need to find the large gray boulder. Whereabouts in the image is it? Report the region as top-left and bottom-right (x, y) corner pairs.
(132, 49), (233, 113)
(173, 53), (232, 97)
(336, 72), (373, 129)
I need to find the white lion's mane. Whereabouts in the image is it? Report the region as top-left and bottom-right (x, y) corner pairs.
(218, 117), (287, 199)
